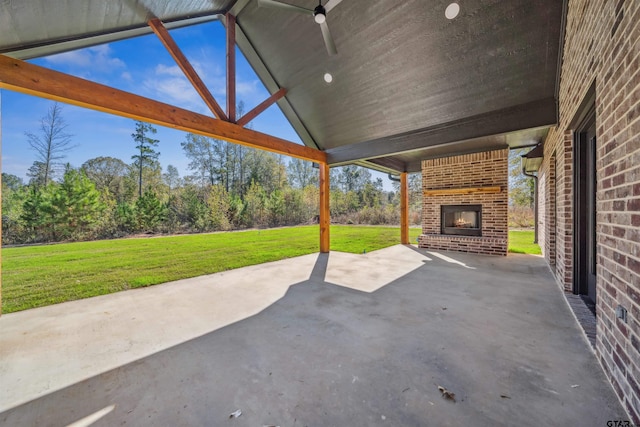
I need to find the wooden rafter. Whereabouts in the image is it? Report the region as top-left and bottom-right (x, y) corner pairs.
(237, 88), (287, 127)
(148, 18), (228, 121)
(226, 13), (236, 123)
(0, 55), (325, 163)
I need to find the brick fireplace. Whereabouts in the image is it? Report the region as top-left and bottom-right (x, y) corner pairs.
(418, 149), (508, 256)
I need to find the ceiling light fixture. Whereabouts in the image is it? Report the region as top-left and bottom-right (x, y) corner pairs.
(445, 2), (460, 20)
(314, 4), (327, 24)
(258, 0), (340, 55)
(324, 72), (333, 83)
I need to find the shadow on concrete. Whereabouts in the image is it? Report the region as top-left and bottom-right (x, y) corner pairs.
(309, 252), (329, 282)
(0, 252), (628, 426)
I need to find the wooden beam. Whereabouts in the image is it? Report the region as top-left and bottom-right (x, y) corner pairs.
(400, 172), (410, 245)
(148, 18), (228, 121)
(319, 163), (331, 253)
(423, 186), (501, 196)
(226, 13), (236, 123)
(0, 55), (326, 163)
(236, 88), (287, 127)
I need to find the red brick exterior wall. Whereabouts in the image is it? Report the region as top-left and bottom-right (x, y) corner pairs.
(540, 132), (575, 289)
(538, 0), (640, 421)
(419, 149), (508, 256)
(539, 150), (558, 273)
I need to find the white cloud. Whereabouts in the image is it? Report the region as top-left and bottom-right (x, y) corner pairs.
(45, 44), (126, 73)
(155, 64), (185, 77)
(140, 52), (265, 115)
(144, 62), (222, 113)
(205, 77), (227, 97)
(155, 77), (201, 105)
(88, 45), (126, 69)
(45, 50), (92, 67)
(237, 80), (260, 97)
(143, 71), (208, 113)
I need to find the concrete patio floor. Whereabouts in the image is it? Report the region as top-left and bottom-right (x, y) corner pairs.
(0, 245), (628, 426)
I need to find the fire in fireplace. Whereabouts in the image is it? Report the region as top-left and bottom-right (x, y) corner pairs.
(441, 205), (482, 236)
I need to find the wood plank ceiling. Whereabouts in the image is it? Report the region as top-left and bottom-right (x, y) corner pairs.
(0, 0), (565, 173)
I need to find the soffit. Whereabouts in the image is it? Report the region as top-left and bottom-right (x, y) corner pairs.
(0, 0), (235, 59)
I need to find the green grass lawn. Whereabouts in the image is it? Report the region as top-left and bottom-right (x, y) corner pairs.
(1, 226), (538, 313)
(1, 226), (422, 313)
(508, 230), (541, 255)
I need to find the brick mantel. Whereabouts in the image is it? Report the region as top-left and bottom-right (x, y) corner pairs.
(419, 149), (509, 256)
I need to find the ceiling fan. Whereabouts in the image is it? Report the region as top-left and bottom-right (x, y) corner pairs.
(257, 0), (343, 55)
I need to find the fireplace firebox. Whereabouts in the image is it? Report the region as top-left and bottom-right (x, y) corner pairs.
(441, 205), (482, 236)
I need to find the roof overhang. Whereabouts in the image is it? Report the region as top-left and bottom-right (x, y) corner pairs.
(0, 0), (566, 172)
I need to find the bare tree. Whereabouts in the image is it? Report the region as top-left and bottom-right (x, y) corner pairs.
(25, 103), (75, 186)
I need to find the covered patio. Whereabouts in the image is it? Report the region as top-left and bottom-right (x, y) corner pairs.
(0, 0), (563, 258)
(0, 246), (626, 425)
(2, 0), (639, 422)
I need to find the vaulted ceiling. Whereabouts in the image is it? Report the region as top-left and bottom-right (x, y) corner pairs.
(0, 0), (565, 173)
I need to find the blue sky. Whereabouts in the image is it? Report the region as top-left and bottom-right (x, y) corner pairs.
(1, 20), (324, 185)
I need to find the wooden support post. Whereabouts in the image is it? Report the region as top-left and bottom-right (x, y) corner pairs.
(400, 172), (410, 244)
(319, 163), (330, 253)
(226, 13), (236, 122)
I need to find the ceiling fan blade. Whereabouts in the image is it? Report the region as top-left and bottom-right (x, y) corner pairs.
(319, 21), (337, 56)
(323, 0), (343, 14)
(258, 0), (313, 15)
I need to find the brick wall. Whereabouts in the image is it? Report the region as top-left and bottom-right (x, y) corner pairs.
(539, 0), (640, 421)
(540, 132), (575, 290)
(419, 149), (508, 256)
(539, 150), (558, 273)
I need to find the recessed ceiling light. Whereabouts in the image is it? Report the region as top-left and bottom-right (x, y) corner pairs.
(445, 2), (460, 20)
(324, 72), (333, 83)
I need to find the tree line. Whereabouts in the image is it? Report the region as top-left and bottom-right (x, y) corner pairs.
(2, 103), (422, 245)
(508, 148), (536, 228)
